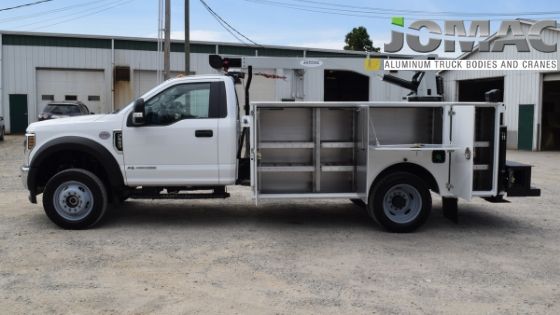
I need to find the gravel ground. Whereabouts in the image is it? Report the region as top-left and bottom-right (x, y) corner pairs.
(1, 134), (559, 314)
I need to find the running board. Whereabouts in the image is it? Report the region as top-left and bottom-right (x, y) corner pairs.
(129, 192), (230, 199)
(129, 189), (230, 200)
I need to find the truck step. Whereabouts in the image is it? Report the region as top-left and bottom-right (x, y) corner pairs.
(129, 191), (230, 200)
(129, 192), (230, 200)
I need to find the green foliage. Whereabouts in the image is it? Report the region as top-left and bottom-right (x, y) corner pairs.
(344, 26), (380, 52)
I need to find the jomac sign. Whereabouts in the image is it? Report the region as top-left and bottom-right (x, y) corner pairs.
(384, 19), (557, 53)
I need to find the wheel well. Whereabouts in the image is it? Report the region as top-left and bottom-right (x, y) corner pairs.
(35, 150), (114, 199)
(29, 137), (125, 203)
(370, 163), (440, 195)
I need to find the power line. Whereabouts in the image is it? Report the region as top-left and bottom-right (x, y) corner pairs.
(0, 0), (113, 24)
(243, 0), (560, 20)
(0, 0), (53, 13)
(20, 0), (137, 31)
(243, 0), (402, 20)
(200, 0), (259, 45)
(288, 0), (560, 17)
(199, 0), (260, 46)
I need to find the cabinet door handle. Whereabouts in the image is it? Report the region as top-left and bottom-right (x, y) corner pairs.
(195, 130), (213, 137)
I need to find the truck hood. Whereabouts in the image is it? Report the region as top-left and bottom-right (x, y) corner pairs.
(27, 114), (119, 132)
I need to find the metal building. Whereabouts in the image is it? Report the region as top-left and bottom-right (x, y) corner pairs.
(0, 31), (415, 134)
(440, 20), (560, 150)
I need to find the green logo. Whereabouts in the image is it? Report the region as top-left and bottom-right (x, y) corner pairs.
(391, 17), (404, 27)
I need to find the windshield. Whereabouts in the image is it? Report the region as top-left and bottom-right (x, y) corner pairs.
(43, 104), (81, 115)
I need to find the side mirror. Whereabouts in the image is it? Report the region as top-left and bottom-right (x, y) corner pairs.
(132, 98), (145, 126)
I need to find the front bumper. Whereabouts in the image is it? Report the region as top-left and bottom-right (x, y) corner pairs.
(20, 165), (29, 190)
(20, 165), (36, 203)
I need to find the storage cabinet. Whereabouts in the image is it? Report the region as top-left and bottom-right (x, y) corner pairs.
(256, 106), (365, 194)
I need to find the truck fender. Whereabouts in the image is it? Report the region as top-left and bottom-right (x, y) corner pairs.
(27, 136), (124, 200)
(369, 162), (440, 197)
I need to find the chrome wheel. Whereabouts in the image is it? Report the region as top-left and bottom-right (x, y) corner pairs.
(382, 184), (422, 224)
(53, 180), (94, 221)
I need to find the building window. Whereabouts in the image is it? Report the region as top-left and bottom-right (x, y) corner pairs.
(42, 95), (54, 101)
(65, 95), (78, 101)
(114, 66), (130, 81)
(88, 95), (100, 101)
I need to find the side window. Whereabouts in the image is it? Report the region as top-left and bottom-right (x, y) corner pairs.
(144, 83), (211, 125)
(67, 106), (81, 115)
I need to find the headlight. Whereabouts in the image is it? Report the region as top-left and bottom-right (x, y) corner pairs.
(25, 133), (36, 151)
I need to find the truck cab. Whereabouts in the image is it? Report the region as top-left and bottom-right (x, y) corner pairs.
(22, 75), (240, 229)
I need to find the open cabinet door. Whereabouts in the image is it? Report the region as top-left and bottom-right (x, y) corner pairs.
(355, 106), (369, 201)
(450, 106), (475, 200)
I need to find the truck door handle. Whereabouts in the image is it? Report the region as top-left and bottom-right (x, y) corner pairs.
(195, 130), (213, 137)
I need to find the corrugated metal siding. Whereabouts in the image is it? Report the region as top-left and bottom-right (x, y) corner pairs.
(440, 26), (560, 149)
(257, 48), (303, 57)
(114, 40), (216, 54)
(1, 45), (221, 131)
(1, 45), (112, 132)
(0, 32), (411, 132)
(306, 50), (364, 58)
(3, 34), (365, 57)
(219, 46), (256, 56)
(113, 50), (216, 74)
(3, 34), (110, 49)
(185, 44), (216, 54)
(114, 40), (157, 51)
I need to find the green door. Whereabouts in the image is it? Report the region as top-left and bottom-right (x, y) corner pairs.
(9, 94), (28, 133)
(518, 104), (534, 150)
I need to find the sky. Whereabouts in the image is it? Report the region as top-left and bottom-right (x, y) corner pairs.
(0, 0), (559, 57)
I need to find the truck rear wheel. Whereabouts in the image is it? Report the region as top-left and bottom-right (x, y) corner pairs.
(43, 169), (108, 229)
(368, 172), (431, 233)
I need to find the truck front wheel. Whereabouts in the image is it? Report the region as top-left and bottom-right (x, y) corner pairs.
(368, 172), (431, 233)
(43, 169), (108, 229)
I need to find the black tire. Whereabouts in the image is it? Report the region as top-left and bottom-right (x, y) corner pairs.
(0, 127), (4, 141)
(43, 168), (108, 229)
(350, 199), (366, 207)
(368, 172), (431, 233)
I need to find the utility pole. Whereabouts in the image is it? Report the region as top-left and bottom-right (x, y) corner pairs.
(163, 0), (171, 80)
(184, 0), (190, 75)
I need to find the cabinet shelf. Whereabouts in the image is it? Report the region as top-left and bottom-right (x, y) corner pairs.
(473, 164), (489, 171)
(321, 164), (354, 172)
(320, 141), (354, 149)
(474, 141), (490, 148)
(259, 142), (314, 149)
(258, 163), (314, 172)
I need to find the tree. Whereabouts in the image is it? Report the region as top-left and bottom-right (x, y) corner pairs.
(344, 26), (380, 52)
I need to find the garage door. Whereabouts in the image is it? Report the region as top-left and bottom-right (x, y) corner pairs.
(36, 69), (106, 118)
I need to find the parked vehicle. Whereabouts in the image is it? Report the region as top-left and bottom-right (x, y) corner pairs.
(0, 116), (4, 141)
(20, 57), (540, 232)
(38, 101), (91, 121)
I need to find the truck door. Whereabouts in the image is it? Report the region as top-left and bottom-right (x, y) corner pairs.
(449, 106), (475, 200)
(122, 81), (226, 186)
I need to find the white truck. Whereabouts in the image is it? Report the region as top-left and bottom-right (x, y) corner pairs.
(21, 56), (540, 232)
